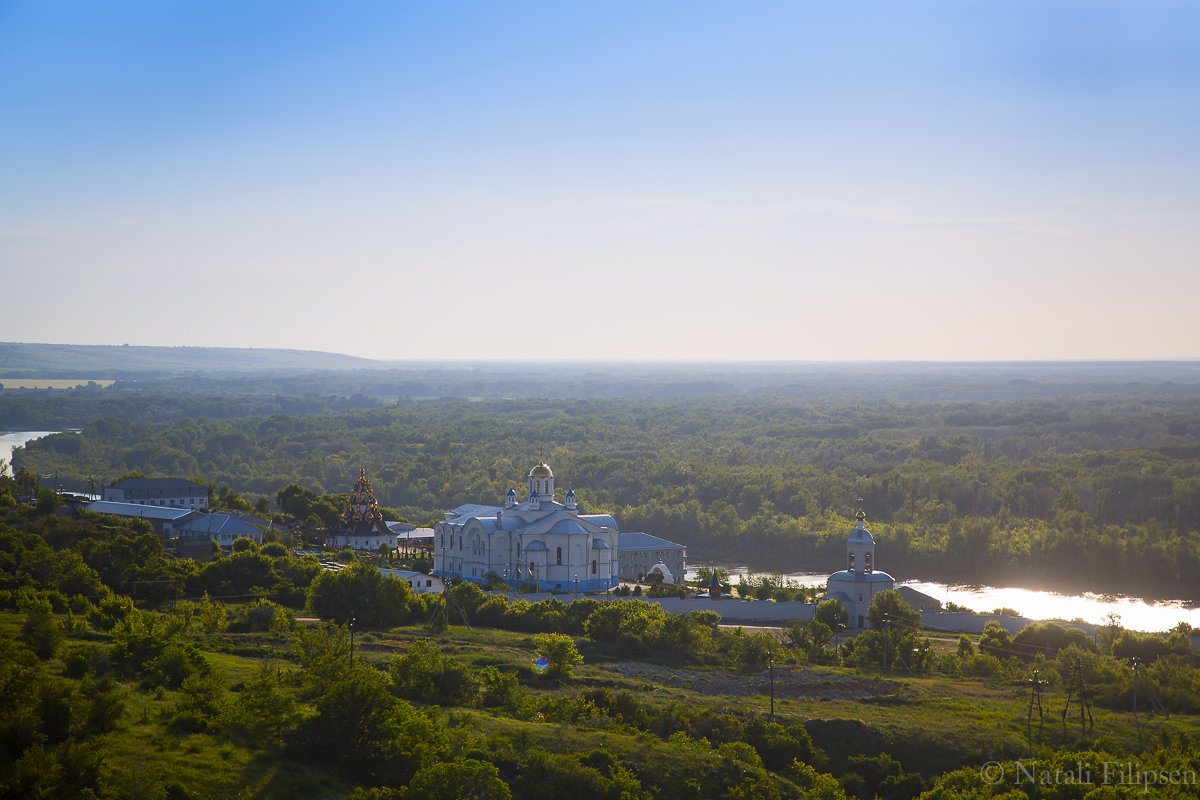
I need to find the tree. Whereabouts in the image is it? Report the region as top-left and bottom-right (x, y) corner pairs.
(866, 590), (920, 633)
(406, 759), (511, 800)
(534, 633), (583, 679)
(232, 537), (257, 553)
(224, 664), (300, 743)
(978, 621), (1010, 657)
(19, 594), (63, 659)
(956, 634), (975, 659)
(306, 562), (417, 629)
(295, 661), (448, 786)
(35, 488), (61, 516)
(814, 599), (849, 632)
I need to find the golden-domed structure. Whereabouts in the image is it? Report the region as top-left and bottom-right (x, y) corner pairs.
(325, 469), (397, 551)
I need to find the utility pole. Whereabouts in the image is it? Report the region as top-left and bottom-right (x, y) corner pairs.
(768, 653), (775, 720)
(1026, 669), (1046, 747)
(1061, 658), (1093, 735)
(348, 611), (356, 666)
(1129, 656), (1168, 743)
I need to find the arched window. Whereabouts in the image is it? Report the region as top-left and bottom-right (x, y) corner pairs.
(592, 559), (597, 575)
(556, 547), (562, 565)
(848, 552), (855, 571)
(865, 553), (872, 573)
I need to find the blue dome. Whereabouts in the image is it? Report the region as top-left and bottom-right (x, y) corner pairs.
(549, 519), (587, 535)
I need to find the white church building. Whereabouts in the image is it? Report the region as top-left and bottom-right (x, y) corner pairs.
(433, 461), (619, 592)
(824, 509), (895, 629)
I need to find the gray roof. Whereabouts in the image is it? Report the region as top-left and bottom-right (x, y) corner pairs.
(108, 478), (206, 490)
(379, 568), (422, 580)
(827, 570), (895, 584)
(174, 514), (260, 535)
(617, 531), (685, 551)
(444, 502), (619, 534)
(390, 524), (433, 540)
(549, 519), (588, 535)
(86, 501), (198, 521)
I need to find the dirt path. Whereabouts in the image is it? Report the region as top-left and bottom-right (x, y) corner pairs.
(601, 661), (890, 700)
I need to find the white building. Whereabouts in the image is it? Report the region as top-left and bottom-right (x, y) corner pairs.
(824, 509), (895, 629)
(434, 461), (619, 592)
(102, 477), (208, 510)
(379, 568), (445, 594)
(617, 532), (686, 584)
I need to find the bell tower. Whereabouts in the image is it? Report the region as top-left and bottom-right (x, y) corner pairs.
(528, 461), (554, 503)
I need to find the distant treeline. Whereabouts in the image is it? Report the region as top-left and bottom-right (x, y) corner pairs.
(6, 361), (1200, 428)
(0, 389), (386, 428)
(13, 392), (1200, 599)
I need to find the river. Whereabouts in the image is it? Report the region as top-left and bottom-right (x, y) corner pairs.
(0, 430), (60, 477)
(686, 566), (1200, 633)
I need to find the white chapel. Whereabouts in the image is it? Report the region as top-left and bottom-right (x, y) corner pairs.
(433, 461), (619, 592)
(824, 508), (895, 629)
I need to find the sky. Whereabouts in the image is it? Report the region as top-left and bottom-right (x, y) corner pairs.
(2, 1), (1198, 361)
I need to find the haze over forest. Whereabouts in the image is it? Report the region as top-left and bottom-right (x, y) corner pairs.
(5, 343), (1200, 601)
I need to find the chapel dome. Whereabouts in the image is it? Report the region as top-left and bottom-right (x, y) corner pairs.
(848, 508), (875, 544)
(529, 463), (553, 478)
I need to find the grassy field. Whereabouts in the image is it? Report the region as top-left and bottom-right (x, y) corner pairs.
(14, 612), (1195, 798)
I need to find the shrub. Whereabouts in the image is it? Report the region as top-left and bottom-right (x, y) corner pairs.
(533, 633), (583, 679)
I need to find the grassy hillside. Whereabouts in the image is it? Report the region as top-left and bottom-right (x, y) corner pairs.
(0, 342), (381, 377)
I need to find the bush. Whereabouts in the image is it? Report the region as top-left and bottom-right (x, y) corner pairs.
(533, 633), (583, 679)
(389, 640), (477, 706)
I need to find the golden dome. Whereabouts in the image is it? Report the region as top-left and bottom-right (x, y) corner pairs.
(528, 462), (553, 478)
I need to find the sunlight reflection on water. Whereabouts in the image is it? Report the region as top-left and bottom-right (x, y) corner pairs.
(686, 567), (1199, 632)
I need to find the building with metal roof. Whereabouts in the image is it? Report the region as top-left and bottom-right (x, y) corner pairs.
(101, 477), (208, 510)
(617, 531), (687, 585)
(174, 513), (263, 559)
(433, 461), (619, 592)
(85, 500), (200, 537)
(823, 509), (895, 629)
(378, 568), (445, 594)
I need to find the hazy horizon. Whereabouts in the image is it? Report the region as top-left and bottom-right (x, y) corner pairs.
(3, 2), (1198, 361)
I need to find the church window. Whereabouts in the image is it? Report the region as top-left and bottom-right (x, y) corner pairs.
(556, 547), (562, 565)
(848, 552), (855, 571)
(592, 559), (597, 575)
(865, 553), (872, 572)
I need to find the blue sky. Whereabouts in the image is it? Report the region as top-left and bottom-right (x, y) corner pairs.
(2, 1), (1198, 360)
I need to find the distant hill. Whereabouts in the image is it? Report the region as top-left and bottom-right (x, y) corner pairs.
(0, 342), (382, 377)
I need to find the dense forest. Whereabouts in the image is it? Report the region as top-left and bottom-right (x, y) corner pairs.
(9, 366), (1200, 598)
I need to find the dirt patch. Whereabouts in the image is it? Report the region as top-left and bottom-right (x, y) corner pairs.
(601, 661), (892, 701)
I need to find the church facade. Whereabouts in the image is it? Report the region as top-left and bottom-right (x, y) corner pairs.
(824, 509), (895, 629)
(324, 470), (398, 551)
(433, 461), (619, 592)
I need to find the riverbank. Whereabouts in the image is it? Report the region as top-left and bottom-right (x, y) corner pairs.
(685, 565), (1200, 633)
